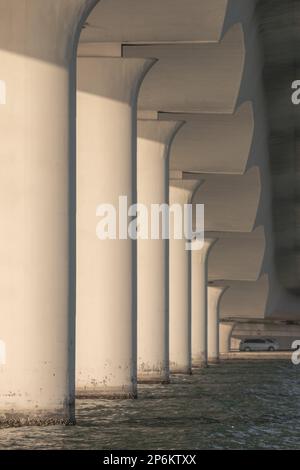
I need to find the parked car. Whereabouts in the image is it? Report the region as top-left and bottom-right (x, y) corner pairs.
(239, 338), (279, 352)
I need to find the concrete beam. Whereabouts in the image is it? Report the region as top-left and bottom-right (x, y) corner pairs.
(81, 0), (228, 44)
(124, 25), (245, 114)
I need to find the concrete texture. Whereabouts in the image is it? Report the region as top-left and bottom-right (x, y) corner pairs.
(192, 239), (216, 367)
(0, 0), (98, 427)
(137, 118), (182, 383)
(76, 56), (154, 398)
(219, 322), (235, 354)
(208, 286), (228, 363)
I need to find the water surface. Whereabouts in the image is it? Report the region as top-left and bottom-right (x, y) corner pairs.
(0, 359), (299, 450)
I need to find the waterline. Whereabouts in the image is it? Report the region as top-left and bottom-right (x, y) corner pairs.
(0, 359), (299, 450)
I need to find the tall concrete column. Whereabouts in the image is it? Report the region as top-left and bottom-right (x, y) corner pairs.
(76, 56), (154, 398)
(191, 239), (217, 368)
(219, 322), (235, 355)
(169, 183), (195, 374)
(137, 117), (181, 383)
(0, 0), (95, 426)
(207, 286), (227, 364)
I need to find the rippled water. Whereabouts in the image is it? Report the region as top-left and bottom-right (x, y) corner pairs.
(0, 359), (300, 450)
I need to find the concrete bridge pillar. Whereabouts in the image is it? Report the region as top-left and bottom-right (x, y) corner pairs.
(169, 184), (194, 374)
(137, 118), (181, 383)
(76, 55), (154, 398)
(207, 286), (227, 364)
(0, 0), (96, 426)
(219, 322), (235, 355)
(191, 239), (217, 368)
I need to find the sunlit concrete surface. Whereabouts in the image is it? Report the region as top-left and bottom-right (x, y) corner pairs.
(80, 0), (229, 43)
(192, 239), (216, 367)
(169, 177), (201, 374)
(137, 118), (182, 383)
(219, 322), (235, 354)
(76, 56), (154, 399)
(0, 0), (99, 427)
(207, 286), (227, 363)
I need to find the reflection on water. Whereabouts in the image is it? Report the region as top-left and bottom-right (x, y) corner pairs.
(0, 359), (300, 450)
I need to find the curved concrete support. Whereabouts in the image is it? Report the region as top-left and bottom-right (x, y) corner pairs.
(169, 179), (200, 374)
(200, 11), (300, 321)
(124, 24), (245, 114)
(191, 239), (217, 368)
(226, 9), (300, 317)
(208, 227), (266, 282)
(137, 118), (182, 383)
(219, 275), (269, 321)
(76, 56), (154, 398)
(0, 0), (96, 427)
(207, 286), (227, 364)
(193, 167), (261, 233)
(211, 275), (300, 323)
(144, 2), (300, 323)
(222, 0), (256, 38)
(0, 0), (98, 62)
(81, 0), (229, 44)
(169, 102), (254, 175)
(219, 322), (235, 354)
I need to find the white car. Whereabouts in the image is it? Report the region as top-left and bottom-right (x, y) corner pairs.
(239, 338), (279, 352)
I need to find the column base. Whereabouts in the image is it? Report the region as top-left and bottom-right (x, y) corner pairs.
(0, 410), (75, 428)
(208, 357), (220, 365)
(219, 353), (232, 360)
(138, 373), (170, 385)
(170, 366), (192, 375)
(192, 360), (208, 369)
(76, 386), (137, 400)
(192, 354), (208, 368)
